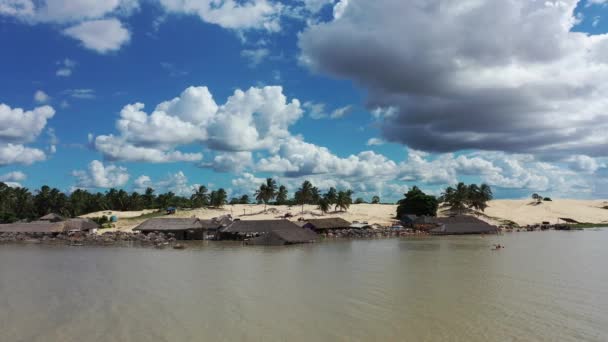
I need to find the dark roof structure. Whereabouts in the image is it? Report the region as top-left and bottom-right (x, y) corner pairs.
(39, 213), (64, 222)
(221, 219), (302, 234)
(429, 216), (499, 235)
(133, 218), (214, 232)
(303, 218), (352, 230)
(0, 221), (65, 233)
(248, 228), (318, 246)
(0, 218), (99, 234)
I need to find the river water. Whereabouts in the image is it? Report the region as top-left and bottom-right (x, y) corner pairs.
(1, 230), (607, 342)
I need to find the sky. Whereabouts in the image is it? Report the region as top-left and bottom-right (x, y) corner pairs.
(1, 0), (608, 202)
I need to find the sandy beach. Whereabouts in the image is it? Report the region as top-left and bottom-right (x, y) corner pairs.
(80, 200), (608, 232)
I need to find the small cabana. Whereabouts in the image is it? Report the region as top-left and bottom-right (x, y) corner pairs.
(302, 218), (352, 232)
(219, 219), (317, 242)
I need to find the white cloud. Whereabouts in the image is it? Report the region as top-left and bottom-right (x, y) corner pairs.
(303, 101), (351, 119)
(56, 58), (76, 77)
(34, 90), (50, 103)
(366, 138), (384, 146)
(333, 0), (348, 19)
(95, 85), (302, 161)
(63, 88), (95, 99)
(0, 143), (46, 166)
(329, 105), (351, 119)
(134, 171), (199, 196)
(202, 151), (253, 172)
(63, 18), (130, 53)
(241, 48), (269, 67)
(0, 171), (26, 182)
(0, 103), (55, 144)
(94, 135), (203, 163)
(72, 160), (129, 188)
(158, 0), (282, 32)
(565, 154), (606, 173)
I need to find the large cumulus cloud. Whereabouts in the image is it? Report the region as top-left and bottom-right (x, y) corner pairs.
(94, 85), (302, 162)
(299, 0), (608, 156)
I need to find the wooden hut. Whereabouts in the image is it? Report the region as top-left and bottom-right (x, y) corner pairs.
(302, 218), (352, 233)
(428, 216), (499, 235)
(133, 218), (224, 240)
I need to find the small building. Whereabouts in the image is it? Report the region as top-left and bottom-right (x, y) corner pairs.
(428, 216), (499, 235)
(302, 218), (352, 232)
(247, 228), (318, 246)
(219, 219), (318, 244)
(39, 213), (64, 222)
(134, 218), (225, 240)
(166, 207), (177, 215)
(400, 214), (418, 227)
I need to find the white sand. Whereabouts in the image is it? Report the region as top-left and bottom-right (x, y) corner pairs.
(482, 199), (608, 226)
(81, 200), (608, 231)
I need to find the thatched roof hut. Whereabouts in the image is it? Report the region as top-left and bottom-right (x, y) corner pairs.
(248, 228), (318, 246)
(429, 216), (499, 235)
(0, 221), (65, 234)
(39, 213), (64, 222)
(0, 218), (98, 234)
(221, 219), (302, 234)
(302, 218), (352, 231)
(133, 217), (227, 240)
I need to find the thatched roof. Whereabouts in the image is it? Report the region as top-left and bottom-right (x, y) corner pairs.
(134, 218), (212, 232)
(221, 220), (302, 234)
(248, 228), (318, 245)
(39, 213), (64, 222)
(429, 216), (498, 235)
(303, 218), (352, 230)
(0, 221), (65, 233)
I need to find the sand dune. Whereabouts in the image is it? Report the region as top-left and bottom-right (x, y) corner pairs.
(82, 200), (608, 232)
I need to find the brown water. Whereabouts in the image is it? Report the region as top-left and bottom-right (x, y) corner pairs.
(1, 230), (607, 342)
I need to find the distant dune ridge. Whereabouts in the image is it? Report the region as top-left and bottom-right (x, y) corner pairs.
(81, 200), (608, 232)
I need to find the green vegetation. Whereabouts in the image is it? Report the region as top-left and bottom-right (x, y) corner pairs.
(440, 183), (493, 213)
(396, 186), (439, 218)
(371, 195), (380, 204)
(543, 197), (552, 201)
(354, 197), (365, 204)
(255, 178), (277, 211)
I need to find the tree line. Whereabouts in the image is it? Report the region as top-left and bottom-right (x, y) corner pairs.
(396, 182), (494, 218)
(0, 183), (229, 223)
(0, 178), (371, 223)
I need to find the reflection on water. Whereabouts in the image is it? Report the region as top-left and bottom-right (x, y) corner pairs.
(1, 230), (607, 342)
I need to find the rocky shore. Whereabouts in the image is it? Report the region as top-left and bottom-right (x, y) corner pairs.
(0, 228), (428, 248)
(0, 231), (181, 248)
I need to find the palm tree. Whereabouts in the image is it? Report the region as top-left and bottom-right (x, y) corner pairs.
(335, 190), (353, 212)
(317, 198), (330, 214)
(371, 195), (380, 204)
(143, 187), (156, 208)
(296, 180), (314, 214)
(255, 178), (277, 211)
(324, 187), (337, 204)
(191, 185), (209, 208)
(441, 183), (468, 214)
(239, 194), (250, 204)
(276, 185), (288, 205)
(255, 184), (268, 210)
(532, 193), (542, 204)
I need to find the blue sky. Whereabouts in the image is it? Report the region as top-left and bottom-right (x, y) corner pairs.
(1, 0), (608, 201)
